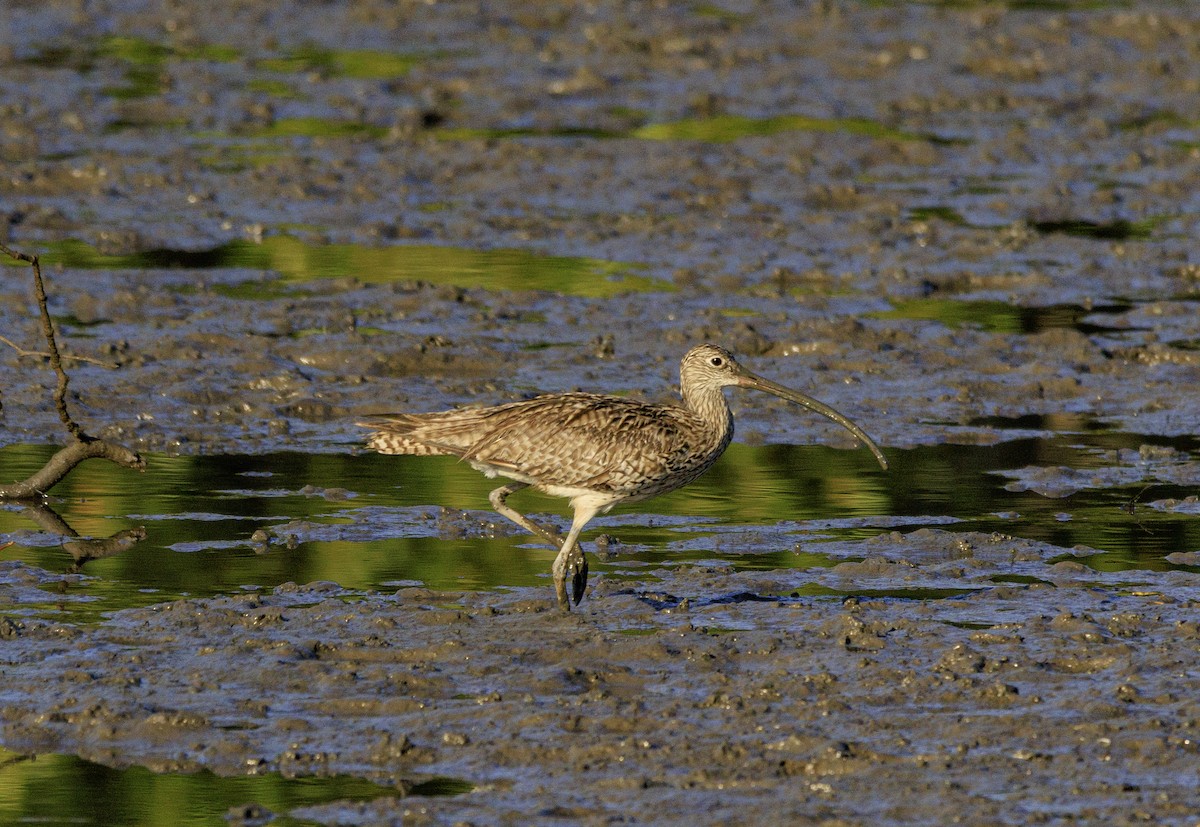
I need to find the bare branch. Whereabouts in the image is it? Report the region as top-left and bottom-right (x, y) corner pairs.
(33, 255), (83, 437)
(0, 439), (146, 500)
(0, 241), (87, 438)
(0, 240), (145, 499)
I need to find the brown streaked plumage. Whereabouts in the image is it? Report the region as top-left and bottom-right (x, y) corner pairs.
(360, 344), (888, 610)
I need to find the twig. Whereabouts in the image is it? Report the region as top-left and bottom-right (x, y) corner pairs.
(0, 241), (84, 438)
(0, 333), (120, 369)
(0, 241), (145, 499)
(33, 250), (82, 438)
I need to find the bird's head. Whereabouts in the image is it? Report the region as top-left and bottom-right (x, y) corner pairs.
(679, 343), (888, 470)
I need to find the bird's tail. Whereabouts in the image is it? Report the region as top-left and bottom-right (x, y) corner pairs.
(357, 417), (462, 457)
(355, 417), (436, 456)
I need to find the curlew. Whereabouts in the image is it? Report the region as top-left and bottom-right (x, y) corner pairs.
(360, 344), (888, 610)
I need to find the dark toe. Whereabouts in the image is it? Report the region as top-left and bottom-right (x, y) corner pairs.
(571, 553), (589, 605)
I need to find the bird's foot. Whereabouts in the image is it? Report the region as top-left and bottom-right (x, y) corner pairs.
(570, 547), (589, 606)
(552, 544), (589, 611)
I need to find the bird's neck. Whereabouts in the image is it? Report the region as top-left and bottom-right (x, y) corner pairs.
(682, 384), (735, 446)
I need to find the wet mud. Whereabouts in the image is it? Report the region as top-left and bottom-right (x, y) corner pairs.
(4, 535), (1200, 825)
(3, 0), (1200, 824)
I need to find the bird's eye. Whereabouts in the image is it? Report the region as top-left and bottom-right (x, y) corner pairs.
(709, 356), (724, 367)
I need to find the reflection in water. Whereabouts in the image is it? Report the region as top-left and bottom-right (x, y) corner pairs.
(435, 113), (954, 145)
(629, 112), (954, 144)
(904, 208), (1163, 242)
(17, 502), (145, 570)
(868, 298), (1136, 335)
(0, 433), (1198, 621)
(0, 750), (468, 826)
(36, 236), (663, 298)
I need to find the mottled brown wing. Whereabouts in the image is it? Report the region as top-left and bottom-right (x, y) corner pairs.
(459, 394), (700, 494)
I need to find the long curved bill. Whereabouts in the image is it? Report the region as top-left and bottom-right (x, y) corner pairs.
(735, 371), (889, 470)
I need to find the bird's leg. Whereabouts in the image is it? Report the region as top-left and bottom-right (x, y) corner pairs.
(489, 483), (564, 545)
(489, 483), (588, 608)
(552, 503), (601, 611)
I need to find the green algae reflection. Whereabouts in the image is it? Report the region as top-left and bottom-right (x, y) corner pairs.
(439, 113), (956, 144)
(0, 750), (469, 826)
(257, 44), (423, 79)
(36, 237), (663, 298)
(630, 113), (949, 144)
(869, 298), (1133, 334)
(22, 35), (239, 101)
(248, 118), (389, 139)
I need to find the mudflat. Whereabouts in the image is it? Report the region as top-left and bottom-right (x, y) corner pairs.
(2, 2), (1200, 824)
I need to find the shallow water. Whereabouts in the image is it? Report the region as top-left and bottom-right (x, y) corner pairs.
(3, 432), (1197, 624)
(0, 749), (468, 826)
(36, 236), (662, 298)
